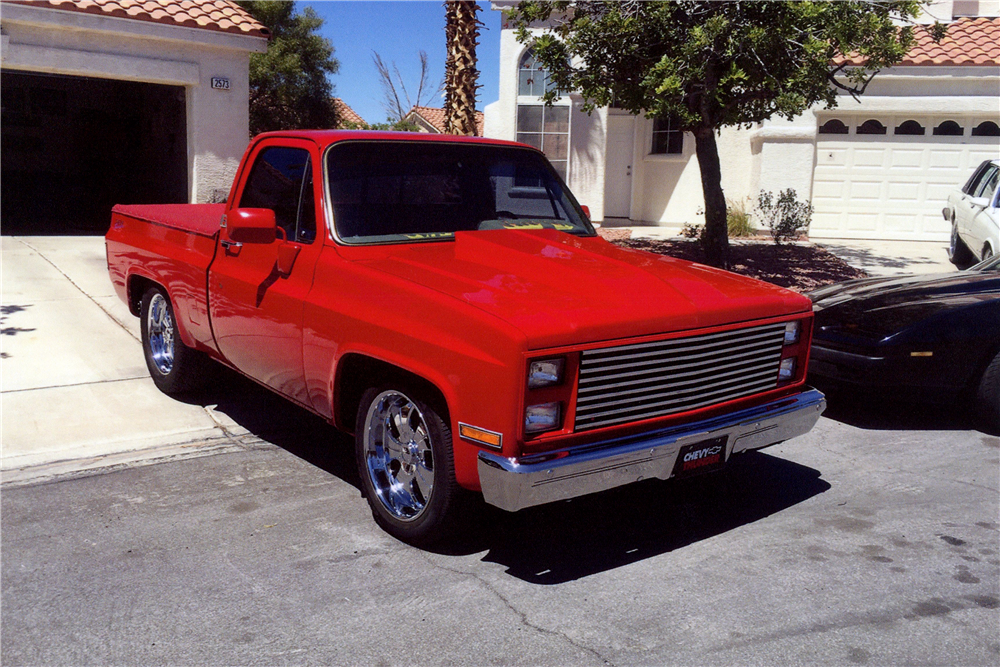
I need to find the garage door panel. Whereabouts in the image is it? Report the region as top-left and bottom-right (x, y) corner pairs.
(886, 182), (921, 203)
(927, 150), (963, 169)
(889, 149), (923, 169)
(812, 180), (846, 200)
(848, 181), (882, 200)
(852, 149), (886, 168)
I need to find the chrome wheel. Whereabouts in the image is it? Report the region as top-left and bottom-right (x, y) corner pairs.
(362, 390), (435, 521)
(146, 292), (175, 375)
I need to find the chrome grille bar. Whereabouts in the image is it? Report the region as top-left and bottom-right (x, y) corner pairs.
(574, 323), (786, 432)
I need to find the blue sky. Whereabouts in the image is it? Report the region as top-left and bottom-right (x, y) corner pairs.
(303, 1), (503, 125)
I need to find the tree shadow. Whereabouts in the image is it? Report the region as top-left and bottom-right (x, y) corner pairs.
(815, 242), (952, 272)
(1, 305), (36, 356)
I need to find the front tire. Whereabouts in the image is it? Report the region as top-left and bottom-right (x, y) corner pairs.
(975, 350), (1000, 435)
(140, 287), (208, 394)
(355, 386), (461, 545)
(948, 219), (973, 267)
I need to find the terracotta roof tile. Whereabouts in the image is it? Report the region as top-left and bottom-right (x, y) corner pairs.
(11, 0), (269, 39)
(332, 98), (368, 129)
(839, 16), (1000, 67)
(407, 106), (485, 136)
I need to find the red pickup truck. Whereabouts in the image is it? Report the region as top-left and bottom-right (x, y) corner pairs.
(106, 130), (825, 544)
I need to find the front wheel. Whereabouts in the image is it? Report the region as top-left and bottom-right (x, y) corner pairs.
(948, 219), (973, 266)
(140, 287), (208, 394)
(975, 350), (1000, 435)
(355, 386), (461, 545)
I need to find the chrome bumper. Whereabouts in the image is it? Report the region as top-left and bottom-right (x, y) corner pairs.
(477, 388), (826, 512)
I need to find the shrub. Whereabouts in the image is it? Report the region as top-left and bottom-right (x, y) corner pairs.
(756, 189), (814, 245)
(726, 198), (755, 237)
(680, 222), (704, 239)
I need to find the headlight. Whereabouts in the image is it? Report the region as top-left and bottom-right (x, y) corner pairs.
(779, 357), (797, 381)
(784, 321), (800, 345)
(525, 402), (561, 433)
(527, 358), (565, 389)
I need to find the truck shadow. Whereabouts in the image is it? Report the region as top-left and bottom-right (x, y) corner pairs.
(183, 367), (830, 585)
(814, 382), (982, 432)
(461, 452), (829, 584)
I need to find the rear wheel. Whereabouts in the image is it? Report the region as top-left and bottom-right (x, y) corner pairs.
(140, 287), (208, 394)
(355, 386), (461, 545)
(975, 351), (1000, 435)
(948, 219), (973, 266)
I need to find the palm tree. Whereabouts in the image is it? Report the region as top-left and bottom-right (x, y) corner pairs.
(443, 1), (481, 136)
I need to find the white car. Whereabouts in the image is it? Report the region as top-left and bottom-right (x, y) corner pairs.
(945, 159), (1000, 266)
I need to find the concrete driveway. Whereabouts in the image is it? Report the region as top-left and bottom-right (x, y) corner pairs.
(1, 236), (258, 483)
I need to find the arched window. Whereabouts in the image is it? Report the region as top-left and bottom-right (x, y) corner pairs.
(856, 119), (887, 135)
(518, 51), (557, 97)
(818, 119), (849, 135)
(932, 120), (964, 136)
(894, 120), (925, 136)
(972, 121), (1000, 137)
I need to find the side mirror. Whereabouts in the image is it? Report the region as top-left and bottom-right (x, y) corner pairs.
(580, 205), (591, 220)
(969, 196), (990, 209)
(228, 208), (276, 244)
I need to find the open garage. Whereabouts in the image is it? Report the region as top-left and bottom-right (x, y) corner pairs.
(0, 0), (267, 236)
(1, 71), (188, 235)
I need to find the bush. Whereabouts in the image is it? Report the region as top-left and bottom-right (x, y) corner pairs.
(756, 189), (814, 245)
(727, 198), (755, 237)
(680, 222), (703, 239)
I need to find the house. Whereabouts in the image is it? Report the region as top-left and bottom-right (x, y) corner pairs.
(0, 0), (268, 233)
(333, 97), (368, 129)
(484, 0), (1000, 244)
(403, 105), (485, 136)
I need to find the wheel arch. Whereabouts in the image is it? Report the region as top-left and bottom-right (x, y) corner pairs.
(333, 353), (452, 436)
(127, 273), (198, 349)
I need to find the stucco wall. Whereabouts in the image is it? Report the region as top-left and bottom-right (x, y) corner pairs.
(0, 3), (265, 203)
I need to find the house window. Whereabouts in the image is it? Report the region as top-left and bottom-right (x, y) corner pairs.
(894, 120), (925, 136)
(856, 119), (887, 135)
(933, 120), (964, 136)
(651, 116), (684, 154)
(818, 119), (849, 135)
(518, 51), (558, 97)
(972, 121), (1000, 137)
(517, 104), (569, 180)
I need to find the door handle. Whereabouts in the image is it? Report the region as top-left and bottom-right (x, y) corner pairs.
(221, 240), (242, 251)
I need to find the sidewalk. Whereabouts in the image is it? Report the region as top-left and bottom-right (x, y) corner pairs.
(0, 232), (958, 483)
(0, 236), (257, 486)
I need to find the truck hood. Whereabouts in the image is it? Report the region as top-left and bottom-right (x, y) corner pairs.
(340, 229), (810, 349)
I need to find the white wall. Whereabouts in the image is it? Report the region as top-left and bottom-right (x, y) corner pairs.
(0, 3), (266, 203)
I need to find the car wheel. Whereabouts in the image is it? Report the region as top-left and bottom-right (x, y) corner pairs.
(140, 287), (209, 394)
(948, 219), (973, 266)
(975, 350), (1000, 435)
(982, 244), (995, 262)
(355, 386), (462, 545)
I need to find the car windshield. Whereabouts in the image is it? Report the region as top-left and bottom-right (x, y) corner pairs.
(325, 141), (595, 245)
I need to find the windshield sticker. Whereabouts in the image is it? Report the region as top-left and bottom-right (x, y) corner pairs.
(404, 232), (455, 240)
(501, 221), (576, 231)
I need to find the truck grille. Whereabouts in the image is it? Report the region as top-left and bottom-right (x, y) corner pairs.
(574, 322), (786, 431)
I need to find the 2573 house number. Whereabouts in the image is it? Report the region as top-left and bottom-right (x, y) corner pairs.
(211, 77), (230, 91)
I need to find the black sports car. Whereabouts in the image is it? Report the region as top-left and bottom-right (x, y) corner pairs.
(807, 255), (1000, 432)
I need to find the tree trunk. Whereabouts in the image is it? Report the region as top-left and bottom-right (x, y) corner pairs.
(694, 127), (729, 267)
(444, 1), (481, 136)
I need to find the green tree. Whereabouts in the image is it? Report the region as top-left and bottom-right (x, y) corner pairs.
(237, 1), (340, 135)
(509, 1), (938, 266)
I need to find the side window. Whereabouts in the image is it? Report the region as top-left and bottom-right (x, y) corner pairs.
(964, 162), (992, 195)
(975, 166), (998, 201)
(239, 146), (316, 244)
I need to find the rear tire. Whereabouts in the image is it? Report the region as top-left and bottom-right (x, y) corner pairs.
(975, 351), (1000, 435)
(948, 219), (973, 267)
(139, 287), (209, 394)
(355, 385), (462, 545)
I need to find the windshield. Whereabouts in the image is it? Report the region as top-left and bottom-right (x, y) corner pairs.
(325, 141), (595, 245)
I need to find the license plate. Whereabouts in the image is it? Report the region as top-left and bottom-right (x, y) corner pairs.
(672, 436), (728, 478)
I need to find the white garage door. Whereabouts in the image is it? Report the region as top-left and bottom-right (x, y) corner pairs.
(811, 115), (1000, 241)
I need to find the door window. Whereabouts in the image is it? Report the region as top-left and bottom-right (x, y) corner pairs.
(239, 146), (316, 243)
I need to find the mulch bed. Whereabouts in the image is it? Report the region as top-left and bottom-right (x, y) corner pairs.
(598, 228), (868, 293)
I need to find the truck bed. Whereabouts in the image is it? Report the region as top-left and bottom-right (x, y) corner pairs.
(106, 204), (224, 352)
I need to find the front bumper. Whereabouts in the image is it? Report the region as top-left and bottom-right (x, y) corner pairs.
(477, 388), (826, 512)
